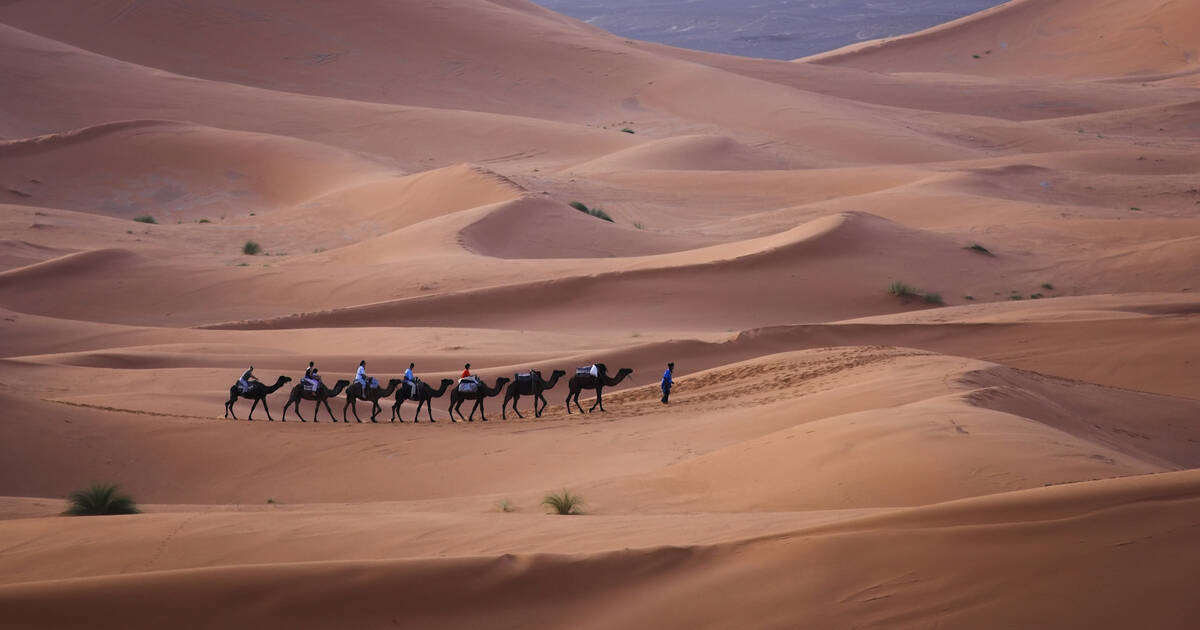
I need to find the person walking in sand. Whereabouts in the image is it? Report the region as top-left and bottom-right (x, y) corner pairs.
(661, 362), (674, 404)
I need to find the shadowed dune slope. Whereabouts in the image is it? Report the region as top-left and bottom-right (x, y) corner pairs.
(807, 0), (1200, 80)
(211, 212), (1016, 331)
(1, 470), (1198, 629)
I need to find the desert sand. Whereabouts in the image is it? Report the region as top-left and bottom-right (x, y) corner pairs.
(0, 0), (1198, 627)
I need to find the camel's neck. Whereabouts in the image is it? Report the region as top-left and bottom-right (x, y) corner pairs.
(485, 379), (507, 395)
(432, 381), (452, 396)
(544, 373), (562, 388)
(264, 377), (289, 394)
(603, 371), (630, 386)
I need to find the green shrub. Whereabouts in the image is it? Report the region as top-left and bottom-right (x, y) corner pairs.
(569, 201), (614, 223)
(888, 281), (918, 298)
(1041, 283), (1054, 290)
(588, 208), (614, 222)
(620, 128), (636, 134)
(542, 490), (584, 515)
(197, 218), (211, 224)
(64, 483), (139, 516)
(132, 216), (157, 224)
(922, 292), (944, 305)
(964, 243), (994, 256)
(243, 240), (261, 255)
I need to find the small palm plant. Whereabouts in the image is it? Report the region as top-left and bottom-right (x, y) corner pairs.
(64, 483), (140, 516)
(542, 490), (584, 515)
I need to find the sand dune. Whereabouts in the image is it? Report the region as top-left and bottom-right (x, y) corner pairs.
(0, 0), (1197, 626)
(807, 0), (1200, 80)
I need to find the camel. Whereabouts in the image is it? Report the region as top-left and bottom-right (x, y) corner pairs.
(224, 375), (291, 421)
(502, 369), (566, 420)
(391, 378), (454, 423)
(448, 376), (510, 422)
(342, 378), (403, 423)
(281, 379), (350, 423)
(565, 364), (633, 414)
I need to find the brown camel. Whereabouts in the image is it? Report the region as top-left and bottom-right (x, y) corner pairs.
(342, 378), (403, 423)
(281, 379), (350, 423)
(224, 375), (291, 421)
(502, 369), (566, 420)
(391, 378), (455, 423)
(448, 376), (510, 422)
(566, 364), (633, 414)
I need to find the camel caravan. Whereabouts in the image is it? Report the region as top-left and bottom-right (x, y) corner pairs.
(223, 360), (647, 424)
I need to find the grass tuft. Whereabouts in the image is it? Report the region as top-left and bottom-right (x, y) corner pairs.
(497, 499), (514, 513)
(243, 240), (261, 255)
(132, 215), (157, 224)
(64, 483), (139, 516)
(542, 489), (584, 515)
(964, 243), (994, 256)
(197, 218), (211, 224)
(888, 281), (918, 298)
(1041, 282), (1054, 290)
(569, 201), (613, 222)
(620, 128), (636, 134)
(922, 292), (944, 305)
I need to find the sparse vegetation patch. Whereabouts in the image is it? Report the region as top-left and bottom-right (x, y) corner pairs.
(964, 243), (994, 256)
(243, 240), (261, 255)
(569, 201), (614, 223)
(543, 490), (584, 515)
(64, 483), (139, 516)
(132, 216), (157, 224)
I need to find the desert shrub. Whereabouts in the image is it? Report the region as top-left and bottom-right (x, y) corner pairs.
(243, 240), (261, 255)
(620, 128), (636, 134)
(588, 208), (614, 222)
(64, 483), (139, 516)
(198, 218), (211, 224)
(132, 216), (157, 224)
(569, 201), (613, 223)
(542, 490), (584, 515)
(922, 292), (944, 305)
(888, 281), (918, 298)
(497, 499), (514, 513)
(1041, 283), (1054, 290)
(964, 243), (994, 256)
(633, 222), (645, 230)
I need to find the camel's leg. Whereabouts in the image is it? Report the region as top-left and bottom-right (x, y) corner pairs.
(225, 397), (236, 419)
(513, 393), (524, 419)
(476, 399), (488, 422)
(320, 398), (336, 423)
(589, 388), (604, 413)
(392, 399), (403, 422)
(425, 399), (436, 423)
(369, 399), (380, 423)
(449, 398), (460, 423)
(281, 399), (291, 422)
(570, 391), (586, 415)
(351, 399), (363, 423)
(535, 392), (547, 417)
(565, 391), (573, 415)
(262, 397), (274, 421)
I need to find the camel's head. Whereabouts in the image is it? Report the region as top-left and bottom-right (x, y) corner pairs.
(617, 368), (633, 377)
(551, 369), (567, 378)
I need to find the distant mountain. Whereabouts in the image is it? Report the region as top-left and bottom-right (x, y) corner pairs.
(534, 0), (1007, 60)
